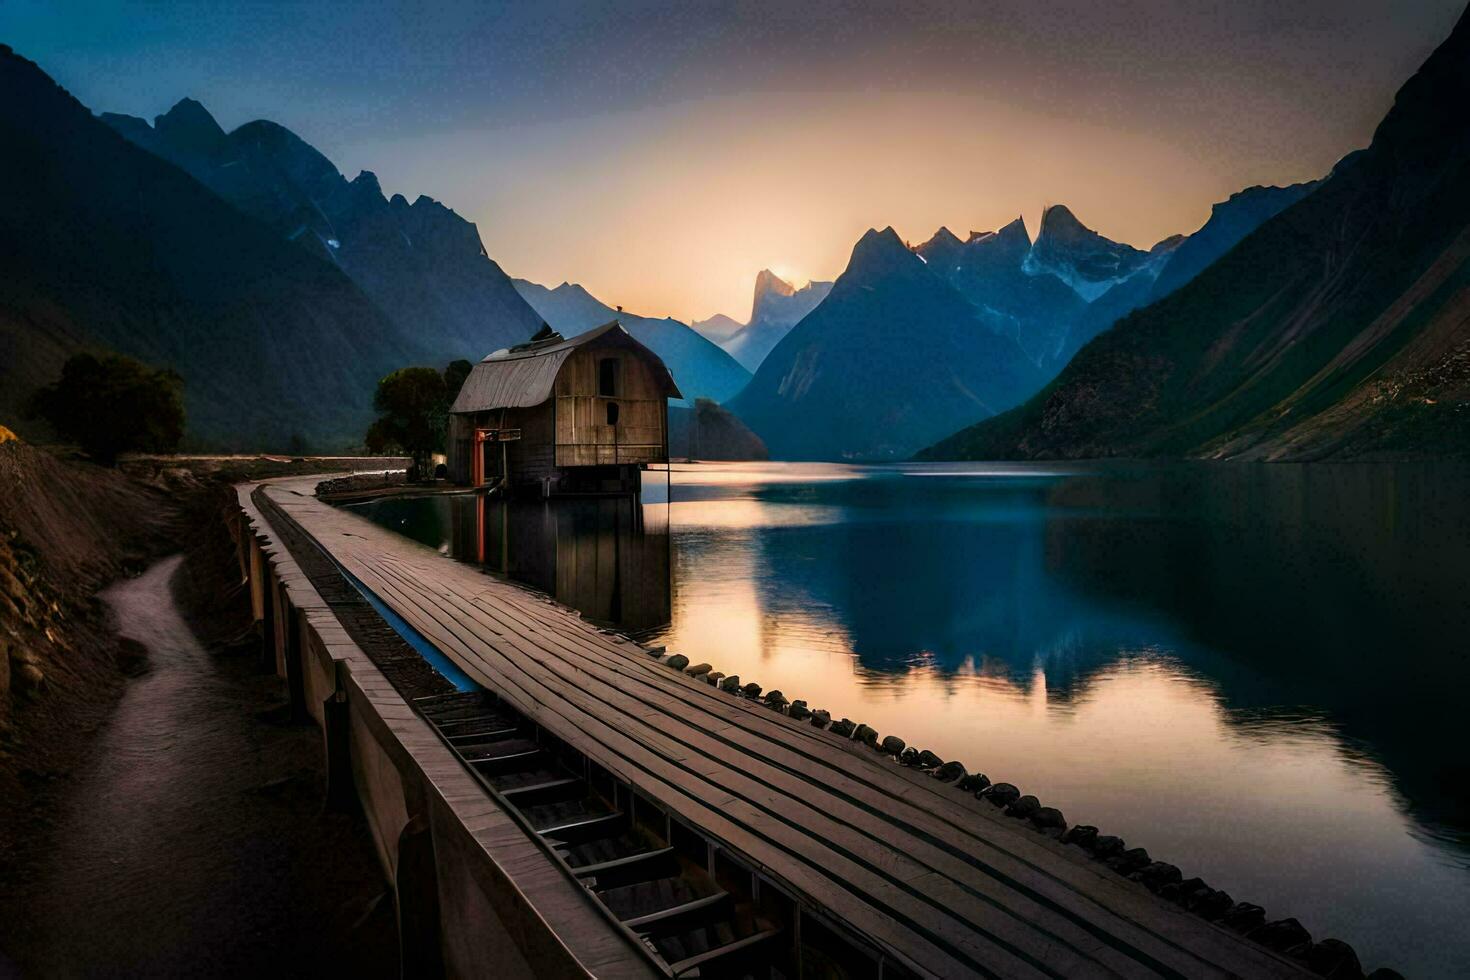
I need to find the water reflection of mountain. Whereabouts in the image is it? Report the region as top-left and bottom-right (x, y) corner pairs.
(680, 463), (1470, 848)
(730, 475), (1186, 686)
(1041, 463), (1470, 846)
(347, 493), (671, 635)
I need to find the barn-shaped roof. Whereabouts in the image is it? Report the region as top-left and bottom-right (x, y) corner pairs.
(449, 321), (682, 414)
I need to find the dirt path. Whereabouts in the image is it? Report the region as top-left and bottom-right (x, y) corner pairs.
(0, 555), (396, 978)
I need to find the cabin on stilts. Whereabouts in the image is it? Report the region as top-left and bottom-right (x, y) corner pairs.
(447, 321), (681, 495)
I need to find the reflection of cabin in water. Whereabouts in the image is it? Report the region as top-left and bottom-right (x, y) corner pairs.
(450, 494), (672, 634)
(447, 322), (681, 495)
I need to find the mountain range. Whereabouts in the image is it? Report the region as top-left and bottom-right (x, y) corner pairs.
(510, 280), (750, 404)
(101, 98), (544, 363)
(920, 7), (1470, 461)
(5, 12), (1460, 465)
(693, 271), (834, 371)
(725, 184), (1317, 460)
(0, 45), (417, 450)
(914, 219), (1085, 367)
(1023, 205), (1180, 302)
(728, 228), (1043, 459)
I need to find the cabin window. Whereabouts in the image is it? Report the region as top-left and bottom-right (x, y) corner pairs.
(606, 402), (620, 426)
(598, 357), (620, 397)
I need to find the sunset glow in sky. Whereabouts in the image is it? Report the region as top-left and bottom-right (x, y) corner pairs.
(6, 0), (1463, 322)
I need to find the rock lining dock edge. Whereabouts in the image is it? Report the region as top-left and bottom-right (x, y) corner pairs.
(234, 472), (1371, 978)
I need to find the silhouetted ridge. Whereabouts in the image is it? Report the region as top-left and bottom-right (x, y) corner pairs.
(753, 268), (797, 301)
(847, 226), (922, 277)
(102, 98), (545, 362)
(153, 97), (226, 159)
(728, 223), (1043, 459)
(1036, 204), (1090, 241)
(920, 6), (1470, 461)
(0, 44), (413, 448)
(1149, 182), (1319, 301)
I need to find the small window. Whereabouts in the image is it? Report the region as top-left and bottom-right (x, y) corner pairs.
(606, 402), (620, 425)
(598, 357), (620, 397)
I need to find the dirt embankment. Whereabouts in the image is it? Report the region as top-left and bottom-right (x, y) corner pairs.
(0, 439), (182, 849)
(0, 443), (402, 976)
(0, 444), (402, 856)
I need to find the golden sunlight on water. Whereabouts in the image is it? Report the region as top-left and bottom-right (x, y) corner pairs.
(348, 460), (1470, 975)
(644, 462), (1470, 976)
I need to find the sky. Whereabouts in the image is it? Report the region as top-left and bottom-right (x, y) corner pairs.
(4, 0), (1464, 323)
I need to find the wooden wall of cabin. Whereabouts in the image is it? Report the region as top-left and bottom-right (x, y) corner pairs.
(505, 401), (556, 485)
(553, 346), (668, 468)
(455, 403), (557, 488)
(446, 415), (473, 485)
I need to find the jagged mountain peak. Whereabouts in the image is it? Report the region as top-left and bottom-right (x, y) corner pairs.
(922, 226), (963, 249)
(552, 280), (596, 299)
(848, 226), (915, 270)
(1027, 204), (1151, 301)
(152, 96), (229, 163)
(1147, 181), (1321, 303)
(154, 96), (225, 150)
(104, 91), (545, 360)
(1036, 204), (1097, 243)
(351, 169), (382, 192)
(754, 268), (797, 301)
(998, 216), (1030, 243)
(913, 225), (968, 271)
(923, 6), (1470, 462)
(728, 224), (1043, 458)
(229, 117), (340, 189)
(862, 225), (906, 248)
(970, 217), (1030, 249)
(0, 45), (412, 449)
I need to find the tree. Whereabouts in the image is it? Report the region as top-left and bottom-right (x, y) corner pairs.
(444, 358), (473, 399)
(26, 352), (185, 465)
(364, 360), (474, 478)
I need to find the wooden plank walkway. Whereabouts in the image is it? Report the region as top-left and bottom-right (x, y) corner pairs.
(261, 478), (1312, 979)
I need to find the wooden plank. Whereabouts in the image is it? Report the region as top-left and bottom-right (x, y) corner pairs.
(340, 557), (989, 977)
(381, 556), (1288, 978)
(664, 927), (783, 976)
(358, 558), (1205, 975)
(241, 484), (660, 980)
(283, 490), (1205, 975)
(358, 561), (1145, 979)
(263, 481), (1312, 980)
(349, 555), (1176, 975)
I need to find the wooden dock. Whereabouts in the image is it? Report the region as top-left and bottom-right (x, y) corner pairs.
(257, 476), (1312, 979)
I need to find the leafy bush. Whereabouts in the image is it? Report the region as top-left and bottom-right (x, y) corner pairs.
(26, 352), (185, 465)
(364, 360), (474, 477)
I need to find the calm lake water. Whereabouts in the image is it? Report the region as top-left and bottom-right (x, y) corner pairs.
(346, 461), (1470, 977)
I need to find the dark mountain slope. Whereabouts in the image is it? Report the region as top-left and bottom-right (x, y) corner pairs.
(669, 399), (768, 460)
(103, 100), (543, 361)
(921, 9), (1470, 461)
(728, 228), (1042, 460)
(0, 45), (413, 449)
(1148, 181), (1320, 303)
(510, 280), (750, 403)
